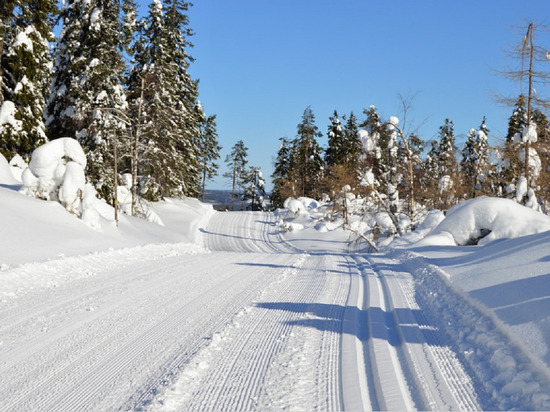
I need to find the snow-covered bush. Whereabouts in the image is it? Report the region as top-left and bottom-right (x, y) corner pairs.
(284, 197), (307, 214)
(116, 173), (164, 225)
(21, 138), (100, 228)
(418, 197), (550, 246)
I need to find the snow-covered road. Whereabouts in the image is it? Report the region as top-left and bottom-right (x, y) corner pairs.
(3, 210), (539, 411)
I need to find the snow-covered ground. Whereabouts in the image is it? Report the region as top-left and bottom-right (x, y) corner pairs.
(3, 161), (550, 410)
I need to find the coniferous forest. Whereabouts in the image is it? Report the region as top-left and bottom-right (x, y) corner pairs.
(0, 0), (220, 215)
(2, 2), (550, 229)
(272, 98), (550, 233)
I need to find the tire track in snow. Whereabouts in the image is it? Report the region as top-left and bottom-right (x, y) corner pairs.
(0, 251), (304, 411)
(367, 254), (482, 411)
(349, 255), (418, 411)
(0, 255), (204, 361)
(150, 255), (350, 411)
(392, 260), (482, 411)
(391, 250), (550, 410)
(342, 254), (481, 411)
(204, 212), (299, 254)
(152, 254), (319, 411)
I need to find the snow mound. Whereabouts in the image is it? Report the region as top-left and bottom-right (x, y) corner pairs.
(0, 152), (19, 185)
(417, 197), (550, 246)
(297, 197), (320, 210)
(20, 138), (100, 227)
(284, 198), (307, 214)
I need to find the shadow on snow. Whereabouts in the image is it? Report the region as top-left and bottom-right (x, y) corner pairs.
(255, 301), (445, 347)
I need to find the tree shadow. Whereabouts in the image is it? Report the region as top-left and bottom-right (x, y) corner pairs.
(256, 301), (445, 347)
(0, 183), (22, 191)
(235, 260), (351, 275)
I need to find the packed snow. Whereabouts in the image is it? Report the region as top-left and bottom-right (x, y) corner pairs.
(3, 157), (550, 410)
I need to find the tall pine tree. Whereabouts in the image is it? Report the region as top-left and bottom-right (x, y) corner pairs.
(0, 0), (56, 161)
(224, 140), (248, 210)
(461, 117), (492, 198)
(437, 118), (458, 209)
(126, 0), (201, 200)
(294, 106), (324, 199)
(325, 110), (345, 169)
(46, 0), (128, 202)
(342, 111), (362, 170)
(198, 112), (221, 201)
(271, 136), (293, 208)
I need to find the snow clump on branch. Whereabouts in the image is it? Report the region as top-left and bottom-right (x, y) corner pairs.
(388, 116), (399, 128)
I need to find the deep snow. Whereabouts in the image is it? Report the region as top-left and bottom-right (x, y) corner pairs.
(3, 156), (550, 409)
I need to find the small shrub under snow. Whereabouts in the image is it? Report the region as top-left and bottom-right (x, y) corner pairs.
(20, 138), (100, 229)
(417, 197), (550, 246)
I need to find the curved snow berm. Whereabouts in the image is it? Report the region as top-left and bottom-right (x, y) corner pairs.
(391, 249), (550, 410)
(416, 197), (550, 246)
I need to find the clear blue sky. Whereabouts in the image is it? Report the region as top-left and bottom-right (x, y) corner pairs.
(161, 1), (550, 191)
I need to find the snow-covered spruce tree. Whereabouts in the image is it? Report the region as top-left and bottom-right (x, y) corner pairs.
(500, 95), (527, 194)
(0, 0), (16, 108)
(325, 110), (351, 199)
(500, 95), (543, 208)
(394, 126), (424, 222)
(383, 118), (400, 213)
(271, 136), (294, 209)
(126, 0), (201, 201)
(0, 0), (56, 161)
(437, 118), (458, 210)
(163, 0), (202, 196)
(461, 128), (478, 198)
(420, 139), (440, 208)
(198, 113), (221, 201)
(359, 105), (382, 181)
(342, 111), (362, 171)
(359, 105), (398, 205)
(223, 140), (248, 210)
(325, 110), (345, 170)
(324, 110), (363, 198)
(46, 0), (129, 203)
(461, 117), (493, 199)
(476, 117), (494, 196)
(293, 106), (324, 199)
(243, 167), (266, 211)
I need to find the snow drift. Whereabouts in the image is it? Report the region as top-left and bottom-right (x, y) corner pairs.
(416, 197), (550, 246)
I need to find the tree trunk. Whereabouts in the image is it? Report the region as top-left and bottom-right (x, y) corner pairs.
(201, 158), (207, 202)
(131, 76), (145, 216)
(231, 165), (236, 211)
(525, 22), (534, 187)
(114, 132), (119, 226)
(0, 16), (6, 106)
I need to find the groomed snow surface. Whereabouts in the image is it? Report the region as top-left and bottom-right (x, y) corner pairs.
(3, 157), (550, 410)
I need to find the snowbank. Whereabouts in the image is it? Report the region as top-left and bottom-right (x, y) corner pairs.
(416, 197), (550, 246)
(0, 184), (214, 267)
(0, 152), (19, 186)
